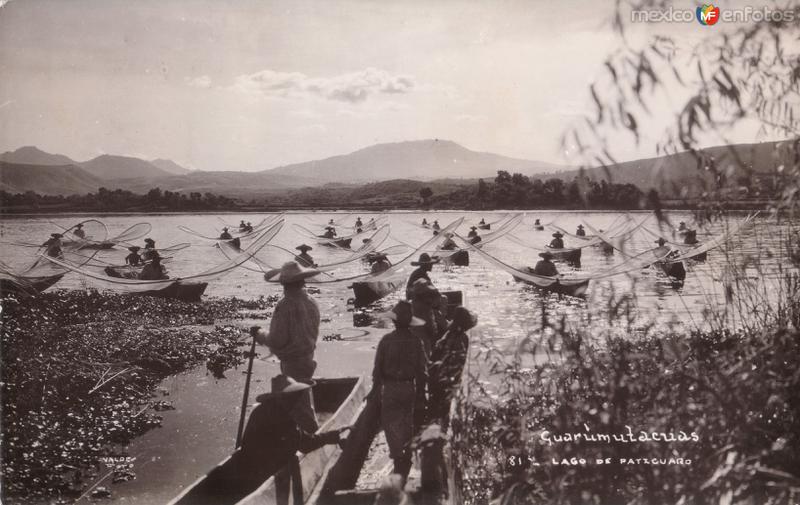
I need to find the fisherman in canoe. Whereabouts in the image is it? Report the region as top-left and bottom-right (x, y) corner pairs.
(368, 252), (392, 274)
(549, 231), (565, 249)
(532, 251), (558, 277)
(125, 246), (142, 266)
(355, 217), (363, 228)
(73, 223), (86, 239)
(322, 226), (337, 239)
(244, 221), (253, 232)
(372, 301), (428, 485)
(294, 244), (316, 267)
(139, 253), (168, 280)
(406, 253), (440, 299)
(684, 230), (699, 245)
(534, 218), (543, 230)
(427, 306), (477, 428)
(468, 226), (482, 245)
(204, 375), (348, 503)
(253, 261), (322, 432)
(142, 238), (157, 261)
(239, 220), (247, 231)
(440, 232), (457, 251)
(219, 227), (233, 240)
(432, 220), (440, 231)
(422, 218), (429, 226)
(42, 233), (63, 258)
(678, 221), (687, 232)
(576, 224), (586, 237)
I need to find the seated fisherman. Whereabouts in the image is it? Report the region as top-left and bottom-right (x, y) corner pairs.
(199, 375), (348, 504)
(355, 217), (363, 228)
(532, 251), (558, 277)
(139, 254), (168, 280)
(549, 231), (565, 249)
(239, 220), (248, 231)
(322, 226), (337, 239)
(576, 225), (586, 237)
(219, 227), (233, 240)
(244, 221), (254, 232)
(440, 232), (457, 251)
(431, 220), (440, 231)
(294, 244), (316, 267)
(368, 252), (392, 274)
(125, 246), (142, 266)
(422, 218), (428, 226)
(479, 218), (486, 225)
(142, 238), (157, 261)
(73, 223), (86, 239)
(42, 233), (63, 258)
(684, 230), (699, 245)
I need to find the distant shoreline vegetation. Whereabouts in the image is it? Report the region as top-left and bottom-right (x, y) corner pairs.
(0, 171), (773, 213)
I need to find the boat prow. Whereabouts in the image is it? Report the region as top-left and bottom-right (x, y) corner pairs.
(512, 269), (590, 298)
(169, 377), (368, 505)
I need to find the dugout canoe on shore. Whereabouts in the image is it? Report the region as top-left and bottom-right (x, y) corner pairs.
(169, 377), (368, 505)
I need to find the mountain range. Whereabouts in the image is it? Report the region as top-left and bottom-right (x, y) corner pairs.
(0, 139), (792, 198)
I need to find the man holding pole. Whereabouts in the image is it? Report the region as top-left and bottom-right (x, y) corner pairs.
(251, 261), (322, 432)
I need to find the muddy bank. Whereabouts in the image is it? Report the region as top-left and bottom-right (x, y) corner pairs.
(0, 290), (278, 504)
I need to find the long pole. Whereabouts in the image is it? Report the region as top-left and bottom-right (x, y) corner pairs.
(235, 331), (258, 449)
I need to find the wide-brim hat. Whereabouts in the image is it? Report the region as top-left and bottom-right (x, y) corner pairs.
(379, 300), (425, 327)
(50, 233), (63, 238)
(258, 374), (314, 400)
(577, 225), (584, 229)
(265, 261), (320, 283)
(470, 226), (478, 230)
(552, 232), (564, 238)
(75, 223), (83, 228)
(411, 253), (440, 266)
(296, 244), (313, 252)
(654, 238), (666, 244)
(144, 238), (155, 244)
(451, 306), (478, 331)
(539, 251), (554, 259)
(128, 246), (141, 251)
(368, 252), (388, 261)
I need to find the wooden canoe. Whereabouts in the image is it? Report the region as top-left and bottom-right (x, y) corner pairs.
(351, 280), (401, 307)
(0, 273), (65, 297)
(534, 226), (544, 231)
(134, 282), (208, 302)
(319, 238), (352, 249)
(657, 261), (686, 281)
(477, 223), (491, 230)
(169, 377), (368, 505)
(512, 269), (590, 298)
(441, 249), (469, 267)
(548, 247), (581, 264)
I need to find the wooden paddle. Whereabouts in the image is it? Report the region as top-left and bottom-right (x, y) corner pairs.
(235, 328), (259, 449)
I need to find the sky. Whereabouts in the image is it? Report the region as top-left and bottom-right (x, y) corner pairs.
(0, 0), (791, 172)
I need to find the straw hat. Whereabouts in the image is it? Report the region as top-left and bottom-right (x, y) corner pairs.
(539, 251), (554, 259)
(295, 244), (313, 252)
(368, 252), (388, 261)
(128, 246), (141, 252)
(577, 225), (584, 229)
(470, 226), (478, 230)
(411, 253), (440, 266)
(264, 261), (320, 283)
(450, 306), (478, 331)
(50, 233), (62, 238)
(75, 223), (83, 228)
(552, 232), (564, 238)
(258, 374), (313, 400)
(144, 238), (155, 245)
(379, 300), (425, 327)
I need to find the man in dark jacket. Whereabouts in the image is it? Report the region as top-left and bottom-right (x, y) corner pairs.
(405, 253), (439, 299)
(549, 232), (565, 249)
(194, 375), (347, 505)
(294, 244), (316, 267)
(532, 251), (558, 276)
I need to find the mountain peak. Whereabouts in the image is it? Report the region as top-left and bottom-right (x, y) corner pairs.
(266, 139), (565, 183)
(0, 146), (77, 166)
(150, 158), (194, 175)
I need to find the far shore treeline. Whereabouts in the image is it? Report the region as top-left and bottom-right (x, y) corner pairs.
(0, 170), (773, 213)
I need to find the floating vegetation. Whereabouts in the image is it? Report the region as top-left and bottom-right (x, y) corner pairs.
(0, 289), (278, 503)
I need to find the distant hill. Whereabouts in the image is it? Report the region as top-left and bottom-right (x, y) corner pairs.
(0, 146), (77, 166)
(553, 140), (795, 197)
(79, 154), (173, 180)
(0, 161), (102, 195)
(108, 170), (317, 198)
(266, 139), (566, 183)
(150, 158), (194, 175)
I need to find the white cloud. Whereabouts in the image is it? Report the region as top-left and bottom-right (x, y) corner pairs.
(186, 75), (212, 88)
(231, 67), (415, 103)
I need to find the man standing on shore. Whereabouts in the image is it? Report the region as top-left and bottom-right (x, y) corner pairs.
(252, 261), (322, 432)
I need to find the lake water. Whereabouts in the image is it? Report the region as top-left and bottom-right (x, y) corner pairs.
(1, 210), (794, 503)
